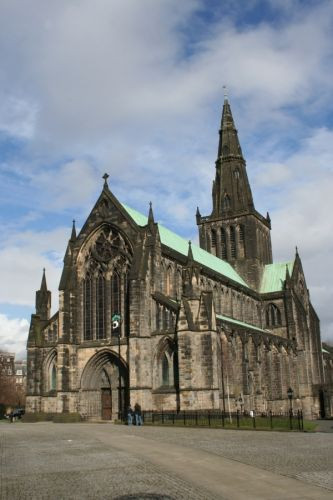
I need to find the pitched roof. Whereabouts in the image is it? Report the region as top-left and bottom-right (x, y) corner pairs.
(122, 203), (249, 288)
(260, 261), (294, 293)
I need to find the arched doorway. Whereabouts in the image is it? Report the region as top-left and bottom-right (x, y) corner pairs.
(80, 349), (128, 420)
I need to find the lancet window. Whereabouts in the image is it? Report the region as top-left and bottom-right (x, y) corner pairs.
(266, 303), (282, 327)
(230, 226), (236, 258)
(221, 227), (227, 259)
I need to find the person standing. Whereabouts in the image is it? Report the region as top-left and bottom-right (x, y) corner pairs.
(134, 403), (142, 426)
(127, 405), (133, 425)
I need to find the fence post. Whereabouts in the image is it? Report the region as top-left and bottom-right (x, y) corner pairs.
(208, 410), (211, 427)
(253, 413), (256, 429)
(236, 410), (240, 428)
(270, 410), (273, 429)
(162, 409), (164, 424)
(289, 409), (293, 430)
(172, 411), (175, 425)
(222, 410), (225, 428)
(195, 411), (198, 426)
(183, 410), (186, 426)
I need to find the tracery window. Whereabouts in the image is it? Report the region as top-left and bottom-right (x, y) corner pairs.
(266, 303), (282, 327)
(80, 225), (132, 341)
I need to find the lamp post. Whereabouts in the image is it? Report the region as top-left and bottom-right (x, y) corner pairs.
(287, 387), (293, 429)
(112, 314), (122, 421)
(287, 387), (293, 412)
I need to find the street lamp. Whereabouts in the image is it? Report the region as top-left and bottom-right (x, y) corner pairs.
(287, 387), (293, 412)
(112, 314), (122, 421)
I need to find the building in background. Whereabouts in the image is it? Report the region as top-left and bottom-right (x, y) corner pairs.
(26, 98), (331, 420)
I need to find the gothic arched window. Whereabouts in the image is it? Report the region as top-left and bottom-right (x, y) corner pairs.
(266, 303), (281, 327)
(239, 224), (245, 257)
(96, 275), (106, 339)
(230, 226), (236, 258)
(221, 227), (227, 259)
(162, 354), (169, 386)
(84, 277), (92, 340)
(50, 363), (56, 391)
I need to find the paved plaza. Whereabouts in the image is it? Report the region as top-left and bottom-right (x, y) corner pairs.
(0, 422), (332, 499)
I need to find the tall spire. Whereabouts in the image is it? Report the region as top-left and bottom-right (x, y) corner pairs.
(217, 94), (243, 160)
(212, 94), (254, 216)
(148, 201), (154, 225)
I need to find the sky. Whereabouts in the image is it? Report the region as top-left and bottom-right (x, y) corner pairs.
(0, 0), (333, 359)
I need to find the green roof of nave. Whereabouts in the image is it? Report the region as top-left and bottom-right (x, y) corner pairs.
(260, 261), (294, 293)
(216, 314), (270, 334)
(122, 204), (249, 288)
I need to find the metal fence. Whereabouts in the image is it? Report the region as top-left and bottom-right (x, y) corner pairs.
(136, 409), (304, 431)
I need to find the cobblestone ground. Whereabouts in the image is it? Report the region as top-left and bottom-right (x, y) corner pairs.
(133, 424), (333, 491)
(0, 423), (216, 500)
(1, 422), (333, 499)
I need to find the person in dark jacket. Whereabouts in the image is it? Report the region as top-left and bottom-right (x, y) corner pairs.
(134, 403), (142, 426)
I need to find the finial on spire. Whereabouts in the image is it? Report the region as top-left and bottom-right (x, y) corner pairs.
(187, 240), (193, 261)
(295, 245), (298, 255)
(223, 85), (228, 101)
(148, 200), (154, 225)
(102, 173), (109, 188)
(70, 219), (77, 241)
(40, 268), (47, 292)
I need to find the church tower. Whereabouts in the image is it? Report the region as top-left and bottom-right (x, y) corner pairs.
(197, 96), (272, 289)
(35, 268), (51, 321)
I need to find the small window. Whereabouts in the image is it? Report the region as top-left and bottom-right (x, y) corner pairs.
(222, 194), (231, 211)
(230, 226), (236, 258)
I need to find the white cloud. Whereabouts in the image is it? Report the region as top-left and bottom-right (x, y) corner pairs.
(0, 314), (29, 360)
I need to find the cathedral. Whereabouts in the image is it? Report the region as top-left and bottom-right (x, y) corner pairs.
(26, 98), (330, 420)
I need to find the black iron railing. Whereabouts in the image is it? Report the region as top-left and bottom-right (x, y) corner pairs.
(130, 409), (304, 431)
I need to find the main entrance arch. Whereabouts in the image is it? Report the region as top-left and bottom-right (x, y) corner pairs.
(80, 349), (128, 420)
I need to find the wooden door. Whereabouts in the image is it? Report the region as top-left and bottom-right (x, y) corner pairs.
(101, 388), (112, 420)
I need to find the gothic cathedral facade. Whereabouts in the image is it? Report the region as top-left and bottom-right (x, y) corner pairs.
(26, 98), (329, 419)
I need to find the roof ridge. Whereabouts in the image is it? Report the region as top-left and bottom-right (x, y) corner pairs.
(122, 203), (249, 288)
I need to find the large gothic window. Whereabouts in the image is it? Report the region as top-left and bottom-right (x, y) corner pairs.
(79, 225), (132, 342)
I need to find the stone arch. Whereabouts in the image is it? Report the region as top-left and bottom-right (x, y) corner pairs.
(44, 349), (57, 393)
(80, 348), (129, 420)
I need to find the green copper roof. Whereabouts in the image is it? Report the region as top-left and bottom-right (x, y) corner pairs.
(122, 203), (249, 288)
(216, 314), (270, 334)
(260, 261), (294, 293)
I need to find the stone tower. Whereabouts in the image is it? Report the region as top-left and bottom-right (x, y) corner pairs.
(197, 97), (272, 289)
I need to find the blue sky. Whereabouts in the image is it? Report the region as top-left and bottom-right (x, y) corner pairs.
(0, 0), (333, 357)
